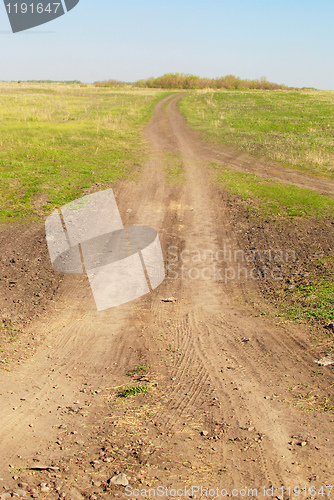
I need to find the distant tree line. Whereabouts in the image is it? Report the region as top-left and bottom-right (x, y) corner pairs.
(17, 80), (82, 84)
(94, 73), (297, 90)
(94, 79), (129, 87)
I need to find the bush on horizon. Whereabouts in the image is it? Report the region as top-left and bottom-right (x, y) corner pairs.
(93, 73), (297, 90)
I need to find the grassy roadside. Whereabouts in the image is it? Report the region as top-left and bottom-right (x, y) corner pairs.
(212, 163), (334, 219)
(0, 83), (172, 223)
(212, 164), (334, 331)
(179, 90), (334, 178)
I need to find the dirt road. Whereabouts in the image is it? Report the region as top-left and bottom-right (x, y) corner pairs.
(0, 95), (333, 499)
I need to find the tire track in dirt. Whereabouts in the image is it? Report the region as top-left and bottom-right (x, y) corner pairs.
(145, 95), (333, 491)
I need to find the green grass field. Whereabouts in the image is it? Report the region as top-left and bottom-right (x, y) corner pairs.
(179, 90), (334, 179)
(0, 83), (170, 222)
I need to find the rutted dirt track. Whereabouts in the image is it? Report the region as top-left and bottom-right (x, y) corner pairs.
(0, 95), (333, 499)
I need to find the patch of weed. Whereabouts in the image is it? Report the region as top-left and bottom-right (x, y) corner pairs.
(290, 384), (334, 413)
(119, 385), (151, 398)
(126, 365), (150, 376)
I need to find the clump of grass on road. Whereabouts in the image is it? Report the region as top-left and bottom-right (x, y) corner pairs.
(126, 365), (150, 376)
(119, 385), (151, 398)
(179, 90), (334, 178)
(0, 83), (171, 223)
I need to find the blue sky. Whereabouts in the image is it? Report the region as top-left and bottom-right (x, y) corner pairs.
(1, 0), (333, 89)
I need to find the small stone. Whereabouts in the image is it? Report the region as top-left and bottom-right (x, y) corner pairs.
(12, 489), (27, 497)
(201, 430), (209, 436)
(40, 483), (49, 494)
(108, 473), (129, 486)
(161, 297), (178, 303)
(248, 427), (255, 432)
(314, 354), (334, 366)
